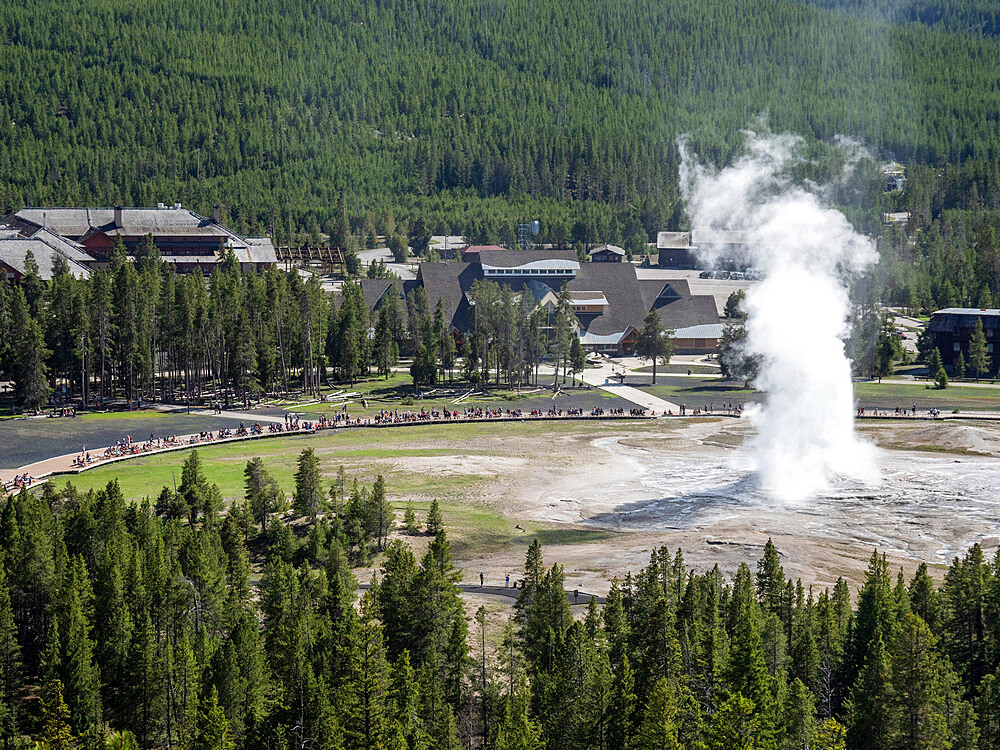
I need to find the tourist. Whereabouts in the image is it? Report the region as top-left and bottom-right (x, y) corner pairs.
(480, 572), (484, 586)
(505, 574), (510, 588)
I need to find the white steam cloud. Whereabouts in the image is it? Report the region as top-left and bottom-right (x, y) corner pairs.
(679, 129), (879, 502)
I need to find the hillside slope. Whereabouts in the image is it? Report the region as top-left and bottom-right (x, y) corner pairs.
(0, 0), (997, 238)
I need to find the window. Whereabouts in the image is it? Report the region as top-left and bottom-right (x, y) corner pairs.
(954, 342), (961, 351)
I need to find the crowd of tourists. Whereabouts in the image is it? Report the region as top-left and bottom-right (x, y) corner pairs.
(2, 473), (35, 494)
(856, 404), (941, 417)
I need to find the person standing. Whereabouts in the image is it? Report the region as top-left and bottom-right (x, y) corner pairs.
(479, 571), (484, 586)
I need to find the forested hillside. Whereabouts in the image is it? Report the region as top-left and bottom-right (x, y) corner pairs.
(2, 462), (1000, 749)
(1, 0), (999, 246)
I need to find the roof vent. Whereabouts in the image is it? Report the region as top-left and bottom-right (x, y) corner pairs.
(157, 202), (165, 209)
(173, 202), (182, 210)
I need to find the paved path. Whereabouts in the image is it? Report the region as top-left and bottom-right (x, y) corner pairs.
(0, 427), (314, 488)
(542, 360), (682, 414)
(182, 408), (288, 424)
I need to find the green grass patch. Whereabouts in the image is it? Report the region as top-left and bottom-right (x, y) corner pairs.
(76, 409), (172, 421)
(853, 381), (1000, 410)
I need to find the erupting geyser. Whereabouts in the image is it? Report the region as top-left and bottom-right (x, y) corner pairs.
(680, 130), (879, 502)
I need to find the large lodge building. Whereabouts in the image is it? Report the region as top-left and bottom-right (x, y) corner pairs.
(0, 207), (724, 355)
(0, 204), (277, 281)
(361, 249), (723, 355)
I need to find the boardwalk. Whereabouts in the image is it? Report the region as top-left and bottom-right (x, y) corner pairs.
(0, 411), (655, 492)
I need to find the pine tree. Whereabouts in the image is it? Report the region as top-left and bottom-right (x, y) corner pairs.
(178, 450), (210, 524)
(635, 677), (682, 750)
(845, 629), (893, 750)
(244, 457), (282, 534)
(607, 654), (637, 749)
(569, 336), (586, 380)
(782, 678), (816, 750)
(709, 693), (759, 750)
(425, 499), (443, 536)
(636, 309), (674, 385)
(403, 503), (419, 534)
(8, 286), (51, 411)
(0, 566), (22, 745)
(38, 678), (74, 750)
(65, 572), (102, 748)
(194, 686), (234, 750)
(954, 349), (966, 379)
(293, 448), (323, 519)
(926, 348), (943, 379)
(887, 613), (950, 750)
(371, 474), (393, 551)
(969, 317), (991, 379)
(756, 539), (785, 615)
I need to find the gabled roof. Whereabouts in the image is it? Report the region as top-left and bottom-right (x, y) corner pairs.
(0, 239), (91, 279)
(357, 279), (404, 311)
(690, 229), (751, 245)
(29, 227), (94, 263)
(231, 237), (278, 264)
(460, 245), (506, 253)
(638, 279), (692, 310)
(589, 244), (625, 256)
(568, 263), (648, 337)
(417, 262), (482, 330)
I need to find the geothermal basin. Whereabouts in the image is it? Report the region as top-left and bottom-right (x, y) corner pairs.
(502, 417), (1000, 591)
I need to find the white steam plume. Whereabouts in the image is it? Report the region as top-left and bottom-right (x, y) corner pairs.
(679, 130), (879, 502)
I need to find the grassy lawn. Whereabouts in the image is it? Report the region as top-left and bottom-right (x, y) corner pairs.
(853, 381), (1000, 411)
(634, 376), (762, 405)
(633, 364), (719, 375)
(54, 419), (623, 561)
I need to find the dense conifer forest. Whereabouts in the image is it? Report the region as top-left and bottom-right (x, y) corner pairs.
(1, 457), (999, 749)
(1, 0), (999, 246)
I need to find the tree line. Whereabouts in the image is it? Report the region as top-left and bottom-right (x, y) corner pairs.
(1, 0), (999, 251)
(0, 241), (607, 412)
(2, 453), (1000, 748)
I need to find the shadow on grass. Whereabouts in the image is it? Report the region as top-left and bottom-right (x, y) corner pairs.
(532, 527), (616, 546)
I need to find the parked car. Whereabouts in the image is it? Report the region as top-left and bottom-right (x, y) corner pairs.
(714, 270), (731, 280)
(729, 271), (745, 280)
(699, 270), (713, 278)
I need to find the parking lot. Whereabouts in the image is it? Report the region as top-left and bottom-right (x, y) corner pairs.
(636, 267), (758, 313)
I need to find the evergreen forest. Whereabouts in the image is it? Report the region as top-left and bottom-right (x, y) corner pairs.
(1, 0), (999, 250)
(1, 458), (1000, 749)
(0, 238), (586, 412)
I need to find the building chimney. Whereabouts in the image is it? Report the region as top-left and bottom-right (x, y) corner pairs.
(212, 205), (221, 223)
(114, 205), (123, 228)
